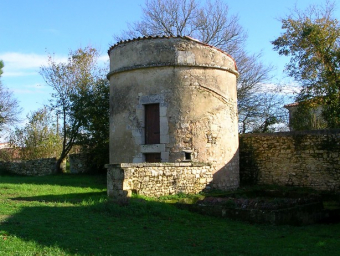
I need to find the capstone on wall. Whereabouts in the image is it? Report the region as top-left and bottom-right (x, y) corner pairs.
(240, 130), (340, 191)
(107, 36), (239, 191)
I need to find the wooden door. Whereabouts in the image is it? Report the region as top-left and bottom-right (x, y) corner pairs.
(145, 104), (160, 144)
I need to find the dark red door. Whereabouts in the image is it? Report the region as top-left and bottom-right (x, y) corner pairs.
(145, 104), (160, 144)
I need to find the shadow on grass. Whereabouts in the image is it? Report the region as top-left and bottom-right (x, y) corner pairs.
(10, 191), (107, 204)
(2, 176), (340, 255)
(0, 173), (107, 190)
(2, 197), (340, 256)
(2, 197), (243, 256)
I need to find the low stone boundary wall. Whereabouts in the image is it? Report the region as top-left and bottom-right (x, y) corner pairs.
(106, 163), (212, 200)
(240, 129), (340, 191)
(0, 158), (57, 176)
(69, 153), (90, 173)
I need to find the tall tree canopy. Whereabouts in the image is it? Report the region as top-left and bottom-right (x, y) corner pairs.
(115, 0), (281, 133)
(75, 78), (109, 173)
(272, 1), (340, 128)
(40, 47), (109, 172)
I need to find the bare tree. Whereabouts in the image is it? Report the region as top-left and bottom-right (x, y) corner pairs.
(0, 84), (21, 132)
(115, 0), (280, 133)
(0, 61), (21, 134)
(236, 51), (282, 133)
(115, 0), (246, 52)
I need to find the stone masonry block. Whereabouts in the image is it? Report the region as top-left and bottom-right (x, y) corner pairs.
(141, 144), (165, 153)
(160, 134), (170, 144)
(161, 151), (169, 162)
(160, 117), (169, 135)
(132, 157), (143, 163)
(160, 106), (167, 117)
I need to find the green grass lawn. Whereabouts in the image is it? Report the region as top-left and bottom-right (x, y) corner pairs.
(0, 174), (339, 256)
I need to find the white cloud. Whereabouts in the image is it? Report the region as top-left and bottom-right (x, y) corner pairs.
(257, 82), (301, 95)
(0, 52), (47, 69)
(0, 52), (109, 77)
(0, 52), (67, 77)
(9, 83), (51, 95)
(99, 54), (109, 62)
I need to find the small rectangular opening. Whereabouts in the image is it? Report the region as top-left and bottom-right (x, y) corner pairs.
(145, 153), (161, 163)
(184, 152), (192, 161)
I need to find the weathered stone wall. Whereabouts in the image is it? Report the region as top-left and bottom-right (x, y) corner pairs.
(69, 153), (90, 174)
(0, 158), (57, 176)
(107, 36), (239, 191)
(106, 163), (213, 199)
(240, 130), (340, 191)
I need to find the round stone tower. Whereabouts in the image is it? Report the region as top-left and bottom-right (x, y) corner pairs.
(107, 36), (239, 190)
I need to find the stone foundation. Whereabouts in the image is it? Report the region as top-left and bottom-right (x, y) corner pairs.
(106, 163), (213, 200)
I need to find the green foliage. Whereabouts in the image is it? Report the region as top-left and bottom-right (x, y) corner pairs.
(157, 192), (204, 204)
(73, 78), (109, 173)
(289, 102), (328, 131)
(40, 47), (108, 172)
(9, 108), (62, 160)
(0, 60), (3, 77)
(272, 1), (340, 128)
(0, 148), (12, 162)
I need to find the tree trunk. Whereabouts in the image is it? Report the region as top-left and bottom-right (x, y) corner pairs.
(55, 156), (65, 174)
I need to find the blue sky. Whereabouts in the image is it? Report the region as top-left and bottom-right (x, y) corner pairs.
(0, 0), (338, 131)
